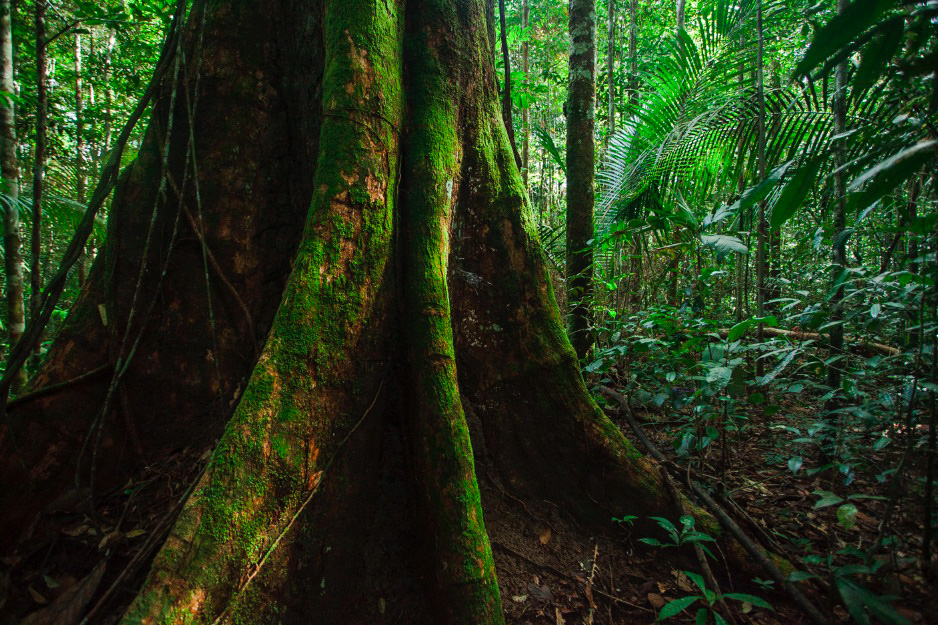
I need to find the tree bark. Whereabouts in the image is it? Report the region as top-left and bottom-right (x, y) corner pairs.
(1, 1), (684, 622)
(30, 0), (48, 323)
(676, 0), (685, 32)
(628, 0), (637, 107)
(606, 0), (615, 141)
(521, 0), (529, 185)
(0, 0), (26, 390)
(755, 0), (767, 376)
(498, 0), (521, 168)
(824, 0), (849, 458)
(566, 0), (596, 358)
(75, 33), (89, 286)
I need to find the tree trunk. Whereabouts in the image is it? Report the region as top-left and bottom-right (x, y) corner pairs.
(75, 33), (89, 286)
(755, 0), (767, 377)
(30, 0), (48, 323)
(628, 0), (637, 107)
(676, 0), (685, 32)
(0, 0), (26, 390)
(825, 0), (849, 446)
(566, 0), (596, 359)
(2, 1), (684, 623)
(498, 0), (521, 168)
(521, 0), (529, 185)
(606, 0), (615, 142)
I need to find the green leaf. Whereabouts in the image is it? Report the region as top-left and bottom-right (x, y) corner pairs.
(772, 155), (824, 230)
(813, 490), (844, 508)
(683, 570), (708, 596)
(727, 318), (754, 341)
(854, 18), (905, 94)
(731, 161), (792, 216)
(788, 456), (803, 474)
(722, 593), (774, 610)
(795, 0), (895, 76)
(701, 235), (748, 256)
(837, 503), (859, 530)
(658, 596), (701, 621)
(847, 141), (938, 213)
(695, 608), (708, 625)
(789, 570), (819, 582)
(706, 366), (734, 389)
(835, 577), (911, 625)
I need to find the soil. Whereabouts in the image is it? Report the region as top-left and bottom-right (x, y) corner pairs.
(1, 385), (933, 625)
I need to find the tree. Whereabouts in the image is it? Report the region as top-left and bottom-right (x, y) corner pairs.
(0, 0), (677, 622)
(0, 0), (26, 390)
(565, 0), (596, 358)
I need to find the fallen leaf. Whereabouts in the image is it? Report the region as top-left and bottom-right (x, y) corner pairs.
(377, 597), (385, 614)
(647, 592), (665, 609)
(125, 529), (147, 539)
(42, 575), (59, 590)
(511, 594), (528, 603)
(527, 582), (554, 603)
(539, 527), (552, 545)
(554, 606), (565, 625)
(28, 587), (48, 605)
(62, 525), (89, 538)
(672, 570), (694, 593)
(21, 561), (106, 625)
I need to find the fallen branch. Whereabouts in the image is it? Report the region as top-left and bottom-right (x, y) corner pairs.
(598, 386), (830, 625)
(717, 326), (900, 357)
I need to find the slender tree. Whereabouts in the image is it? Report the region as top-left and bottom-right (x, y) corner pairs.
(755, 0), (767, 376)
(0, 0), (25, 390)
(628, 0), (637, 106)
(521, 0), (529, 185)
(498, 0), (521, 166)
(826, 0), (849, 440)
(566, 0), (597, 358)
(676, 0), (685, 32)
(606, 0), (615, 141)
(30, 0), (48, 322)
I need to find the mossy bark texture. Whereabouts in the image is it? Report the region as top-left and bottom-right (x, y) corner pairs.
(1, 0), (679, 623)
(565, 0), (596, 359)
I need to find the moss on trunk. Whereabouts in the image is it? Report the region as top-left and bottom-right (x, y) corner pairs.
(3, 0), (689, 623)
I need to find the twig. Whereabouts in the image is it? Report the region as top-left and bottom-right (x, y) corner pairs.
(0, 0), (187, 414)
(80, 460), (210, 625)
(6, 364), (111, 409)
(209, 380), (385, 625)
(598, 386), (831, 625)
(491, 540), (652, 613)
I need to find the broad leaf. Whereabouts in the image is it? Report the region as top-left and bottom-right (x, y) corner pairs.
(795, 0), (895, 76)
(658, 596), (700, 621)
(772, 155), (824, 229)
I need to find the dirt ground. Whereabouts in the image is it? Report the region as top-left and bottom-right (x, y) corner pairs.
(1, 391), (933, 625)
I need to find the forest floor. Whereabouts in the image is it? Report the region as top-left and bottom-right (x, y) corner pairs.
(1, 389), (934, 625)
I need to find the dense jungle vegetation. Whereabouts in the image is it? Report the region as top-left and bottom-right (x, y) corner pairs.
(0, 0), (935, 624)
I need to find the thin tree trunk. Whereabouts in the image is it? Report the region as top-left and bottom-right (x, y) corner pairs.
(30, 0), (48, 326)
(0, 0), (26, 390)
(498, 0), (521, 167)
(521, 0), (529, 185)
(826, 0), (849, 438)
(628, 0), (637, 107)
(755, 0), (767, 377)
(104, 24), (116, 153)
(606, 0), (615, 142)
(566, 0), (596, 358)
(75, 34), (88, 286)
(676, 0), (685, 32)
